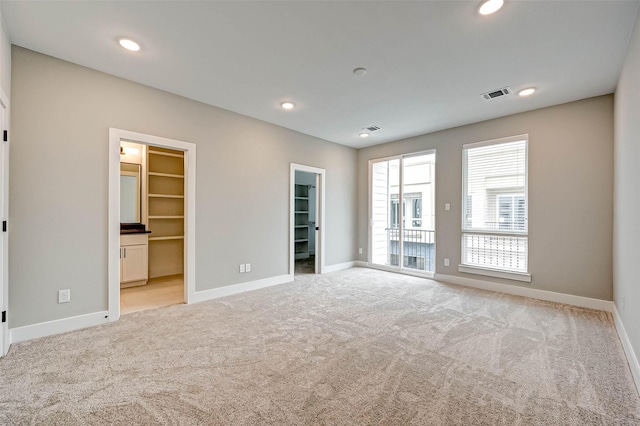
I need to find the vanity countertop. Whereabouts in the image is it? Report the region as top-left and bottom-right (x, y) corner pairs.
(120, 223), (150, 234)
(120, 229), (152, 235)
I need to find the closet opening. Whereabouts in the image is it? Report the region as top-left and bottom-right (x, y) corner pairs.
(290, 164), (325, 276)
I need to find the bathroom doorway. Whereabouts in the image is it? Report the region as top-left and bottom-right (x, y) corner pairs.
(108, 129), (196, 321)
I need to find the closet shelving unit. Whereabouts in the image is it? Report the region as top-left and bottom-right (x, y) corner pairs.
(147, 147), (185, 278)
(294, 184), (310, 259)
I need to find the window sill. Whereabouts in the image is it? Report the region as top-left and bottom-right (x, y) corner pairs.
(458, 265), (531, 283)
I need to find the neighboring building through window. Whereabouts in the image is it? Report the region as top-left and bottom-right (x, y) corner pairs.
(461, 135), (529, 279)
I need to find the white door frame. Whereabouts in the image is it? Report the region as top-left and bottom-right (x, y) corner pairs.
(0, 88), (9, 356)
(290, 163), (325, 276)
(108, 128), (196, 321)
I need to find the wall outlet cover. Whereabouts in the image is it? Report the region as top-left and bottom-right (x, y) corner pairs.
(58, 289), (71, 303)
(245, 263), (251, 272)
(239, 264), (245, 273)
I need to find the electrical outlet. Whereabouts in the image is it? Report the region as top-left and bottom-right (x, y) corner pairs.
(445, 203), (451, 211)
(239, 264), (245, 273)
(444, 258), (450, 267)
(245, 263), (251, 272)
(58, 289), (71, 304)
(358, 247), (363, 255)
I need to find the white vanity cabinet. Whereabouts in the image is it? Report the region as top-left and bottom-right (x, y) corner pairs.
(120, 233), (149, 288)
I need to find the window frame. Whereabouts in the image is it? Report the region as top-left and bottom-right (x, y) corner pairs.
(460, 134), (531, 282)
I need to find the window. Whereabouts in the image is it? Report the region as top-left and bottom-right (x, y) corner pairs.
(461, 135), (529, 280)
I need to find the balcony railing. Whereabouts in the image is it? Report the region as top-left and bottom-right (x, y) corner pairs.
(386, 228), (435, 272)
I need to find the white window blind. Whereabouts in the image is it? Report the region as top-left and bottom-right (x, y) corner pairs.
(462, 136), (528, 274)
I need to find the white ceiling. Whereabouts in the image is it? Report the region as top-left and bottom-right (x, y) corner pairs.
(1, 1), (639, 148)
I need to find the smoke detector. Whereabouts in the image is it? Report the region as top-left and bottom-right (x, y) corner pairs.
(482, 87), (512, 100)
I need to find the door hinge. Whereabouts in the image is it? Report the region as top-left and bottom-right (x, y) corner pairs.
(3, 130), (6, 142)
(1, 311), (6, 323)
(2, 221), (6, 232)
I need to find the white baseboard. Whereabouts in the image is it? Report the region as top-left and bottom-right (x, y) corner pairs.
(612, 305), (640, 396)
(434, 273), (614, 312)
(324, 261), (356, 273)
(10, 311), (109, 344)
(191, 274), (293, 304)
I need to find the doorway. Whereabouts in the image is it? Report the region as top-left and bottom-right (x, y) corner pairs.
(290, 164), (325, 276)
(369, 151), (436, 275)
(108, 129), (196, 321)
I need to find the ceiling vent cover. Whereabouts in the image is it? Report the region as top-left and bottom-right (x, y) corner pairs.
(482, 87), (512, 100)
(365, 125), (381, 132)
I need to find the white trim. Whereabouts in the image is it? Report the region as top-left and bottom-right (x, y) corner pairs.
(323, 261), (356, 273)
(290, 164), (326, 275)
(458, 264), (532, 283)
(190, 274), (293, 304)
(434, 273), (614, 312)
(10, 311), (109, 344)
(0, 87), (8, 357)
(612, 305), (640, 396)
(109, 128), (197, 322)
(462, 133), (529, 150)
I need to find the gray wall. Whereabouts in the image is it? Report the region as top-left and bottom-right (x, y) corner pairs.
(0, 12), (10, 97)
(357, 95), (614, 300)
(614, 11), (640, 370)
(9, 47), (357, 328)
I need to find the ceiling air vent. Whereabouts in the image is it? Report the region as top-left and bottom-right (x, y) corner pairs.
(482, 87), (512, 100)
(365, 125), (381, 132)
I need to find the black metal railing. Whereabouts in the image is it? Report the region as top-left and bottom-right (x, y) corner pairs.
(386, 228), (435, 272)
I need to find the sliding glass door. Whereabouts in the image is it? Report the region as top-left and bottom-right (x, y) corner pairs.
(370, 152), (435, 273)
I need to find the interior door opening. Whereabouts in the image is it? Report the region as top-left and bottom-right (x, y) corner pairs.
(109, 128), (196, 322)
(294, 170), (318, 275)
(290, 164), (325, 277)
(119, 143), (186, 314)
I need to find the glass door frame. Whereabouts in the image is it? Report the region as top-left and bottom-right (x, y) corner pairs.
(368, 149), (436, 278)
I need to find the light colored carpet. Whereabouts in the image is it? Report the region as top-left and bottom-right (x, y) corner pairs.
(1, 268), (639, 425)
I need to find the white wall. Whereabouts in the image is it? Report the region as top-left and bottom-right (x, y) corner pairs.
(614, 10), (640, 371)
(358, 96), (614, 300)
(9, 47), (357, 328)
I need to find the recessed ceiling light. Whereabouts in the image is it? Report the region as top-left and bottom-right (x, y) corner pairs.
(281, 102), (295, 110)
(359, 132), (369, 138)
(478, 0), (504, 15)
(518, 88), (536, 97)
(353, 68), (367, 76)
(119, 38), (140, 52)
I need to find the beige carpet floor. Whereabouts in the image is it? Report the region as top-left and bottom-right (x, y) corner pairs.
(1, 268), (639, 425)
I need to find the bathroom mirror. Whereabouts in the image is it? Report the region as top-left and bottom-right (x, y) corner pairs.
(120, 163), (141, 223)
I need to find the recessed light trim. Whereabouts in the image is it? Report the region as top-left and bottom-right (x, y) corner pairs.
(281, 101), (295, 110)
(353, 68), (367, 76)
(478, 0), (504, 15)
(119, 38), (140, 52)
(518, 88), (536, 97)
(359, 132), (369, 138)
